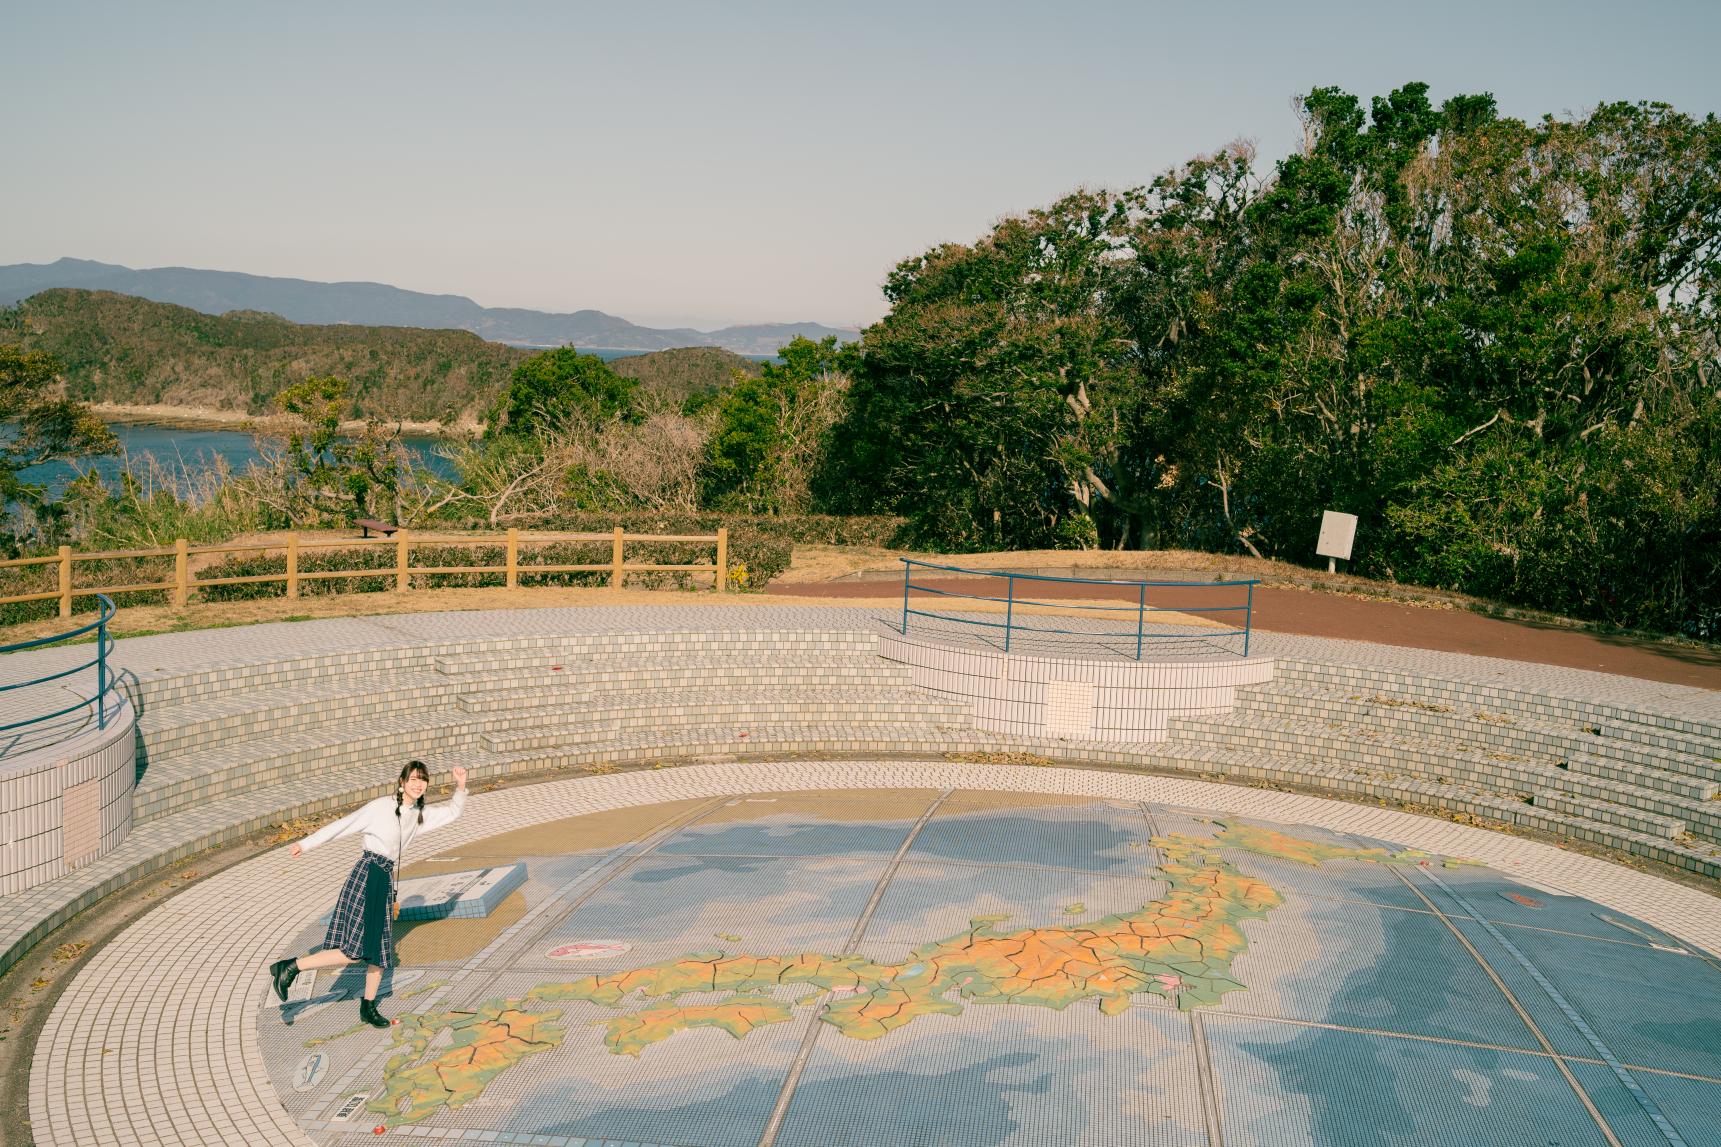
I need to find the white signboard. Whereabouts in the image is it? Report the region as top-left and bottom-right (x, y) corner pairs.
(1316, 511), (1358, 563)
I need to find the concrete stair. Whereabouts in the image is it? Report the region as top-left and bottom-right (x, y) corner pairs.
(123, 636), (1721, 883)
(8, 625), (1721, 986)
(125, 631), (979, 828)
(1150, 662), (1721, 878)
(1233, 679), (1721, 787)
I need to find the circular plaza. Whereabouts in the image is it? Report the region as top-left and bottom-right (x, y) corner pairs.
(4, 600), (1721, 1147)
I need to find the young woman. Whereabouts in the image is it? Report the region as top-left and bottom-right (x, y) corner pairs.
(268, 761), (469, 1027)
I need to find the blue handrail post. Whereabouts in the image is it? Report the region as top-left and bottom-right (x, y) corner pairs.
(1135, 583), (1145, 661)
(901, 561), (911, 635)
(97, 612), (108, 729)
(1243, 581), (1254, 658)
(0, 594), (119, 742)
(1003, 574), (1014, 653)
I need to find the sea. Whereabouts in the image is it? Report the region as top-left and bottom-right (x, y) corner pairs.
(13, 347), (748, 498)
(16, 422), (460, 498)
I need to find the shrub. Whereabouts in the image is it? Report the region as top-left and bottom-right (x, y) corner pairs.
(1, 554), (172, 627)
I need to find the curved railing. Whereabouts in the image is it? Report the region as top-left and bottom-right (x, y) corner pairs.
(1, 593), (118, 742)
(899, 560), (1257, 659)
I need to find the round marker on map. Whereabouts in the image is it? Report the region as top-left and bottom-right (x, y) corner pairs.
(292, 1051), (328, 1092)
(547, 941), (632, 961)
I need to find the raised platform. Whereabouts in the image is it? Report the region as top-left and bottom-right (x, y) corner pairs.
(0, 692), (136, 894)
(879, 624), (1275, 741)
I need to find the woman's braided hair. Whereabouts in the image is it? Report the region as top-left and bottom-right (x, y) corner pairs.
(395, 760), (430, 826)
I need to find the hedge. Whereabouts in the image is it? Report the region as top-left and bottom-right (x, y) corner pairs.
(0, 556), (172, 627)
(492, 511), (906, 549)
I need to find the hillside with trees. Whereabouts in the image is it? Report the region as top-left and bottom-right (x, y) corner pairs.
(608, 346), (762, 411)
(0, 289), (531, 426)
(0, 258), (859, 353)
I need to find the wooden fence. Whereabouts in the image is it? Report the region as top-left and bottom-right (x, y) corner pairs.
(0, 527), (729, 616)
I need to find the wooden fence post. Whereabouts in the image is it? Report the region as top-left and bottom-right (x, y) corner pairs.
(396, 531), (410, 592)
(174, 538), (189, 608)
(506, 528), (519, 590)
(715, 527), (728, 594)
(57, 545), (72, 618)
(285, 533), (300, 599)
(611, 526), (624, 589)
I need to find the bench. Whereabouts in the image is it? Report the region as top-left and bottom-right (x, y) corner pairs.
(356, 518), (399, 538)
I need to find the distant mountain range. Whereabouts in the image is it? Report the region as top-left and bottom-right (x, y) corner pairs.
(0, 258), (859, 355)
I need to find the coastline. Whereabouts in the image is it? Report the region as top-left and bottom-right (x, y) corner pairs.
(86, 402), (477, 439)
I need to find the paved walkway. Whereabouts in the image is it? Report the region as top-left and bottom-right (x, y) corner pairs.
(30, 761), (1721, 1147)
(6, 602), (1718, 724)
(775, 578), (1721, 691)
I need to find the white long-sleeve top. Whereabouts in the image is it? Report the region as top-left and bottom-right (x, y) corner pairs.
(299, 789), (466, 864)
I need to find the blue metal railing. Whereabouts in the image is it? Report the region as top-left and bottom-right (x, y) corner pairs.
(898, 560), (1257, 659)
(1, 593), (118, 736)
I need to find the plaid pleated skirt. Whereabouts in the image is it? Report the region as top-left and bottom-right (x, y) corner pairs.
(322, 850), (397, 969)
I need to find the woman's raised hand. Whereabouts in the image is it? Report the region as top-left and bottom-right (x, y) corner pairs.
(452, 765), (469, 789)
(290, 842), (302, 858)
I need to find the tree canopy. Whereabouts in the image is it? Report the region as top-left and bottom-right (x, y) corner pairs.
(0, 343), (117, 510)
(706, 335), (853, 514)
(819, 85), (1721, 635)
(490, 348), (639, 437)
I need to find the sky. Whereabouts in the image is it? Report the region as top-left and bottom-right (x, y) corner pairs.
(6, 0), (1721, 331)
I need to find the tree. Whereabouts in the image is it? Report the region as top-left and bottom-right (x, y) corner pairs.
(817, 192), (1137, 549)
(705, 336), (853, 514)
(0, 343), (117, 512)
(819, 83), (1720, 633)
(489, 348), (638, 437)
(260, 375), (404, 524)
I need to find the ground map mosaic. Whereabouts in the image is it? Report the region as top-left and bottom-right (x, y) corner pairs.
(258, 789), (1721, 1146)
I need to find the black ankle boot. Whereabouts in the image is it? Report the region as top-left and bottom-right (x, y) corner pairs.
(359, 997), (389, 1028)
(269, 958), (299, 1002)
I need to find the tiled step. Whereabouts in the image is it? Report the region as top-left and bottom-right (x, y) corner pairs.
(131, 710), (494, 824)
(1533, 791), (1686, 839)
(136, 670), (463, 758)
(137, 689), (970, 824)
(443, 722), (1008, 774)
(127, 642), (447, 709)
(1170, 711), (1719, 807)
(1164, 716), (1721, 846)
(455, 661), (912, 712)
(136, 659), (916, 753)
(1049, 741), (1721, 880)
(479, 688), (973, 753)
(433, 632), (879, 676)
(1234, 681), (1721, 786)
(125, 629), (881, 707)
(1274, 660), (1721, 744)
